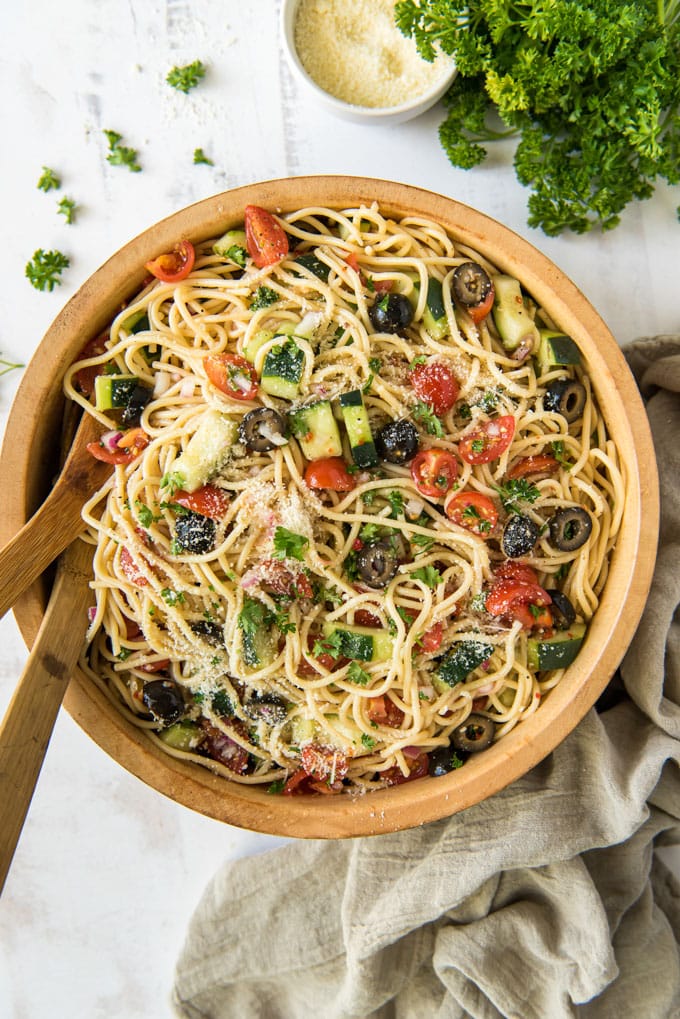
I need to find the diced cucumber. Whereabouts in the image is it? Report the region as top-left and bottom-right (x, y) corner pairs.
(288, 400), (343, 460)
(170, 410), (237, 492)
(158, 721), (204, 751)
(322, 623), (393, 663)
(121, 308), (150, 334)
(492, 275), (540, 353)
(527, 623), (586, 671)
(94, 373), (140, 411)
(294, 253), (330, 282)
(213, 229), (248, 264)
(289, 716), (319, 745)
(433, 640), (494, 694)
(536, 330), (581, 371)
(339, 389), (378, 468)
(423, 277), (449, 340)
(243, 329), (274, 364)
(261, 339), (305, 400)
(242, 626), (278, 668)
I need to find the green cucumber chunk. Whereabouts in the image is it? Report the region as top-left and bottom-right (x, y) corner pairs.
(536, 330), (581, 371)
(433, 640), (494, 694)
(322, 622), (393, 663)
(288, 400), (343, 460)
(339, 389), (378, 468)
(527, 623), (586, 671)
(492, 275), (540, 352)
(242, 626), (278, 669)
(158, 721), (204, 751)
(94, 373), (140, 411)
(213, 229), (248, 264)
(122, 308), (150, 334)
(294, 253), (330, 282)
(261, 339), (305, 400)
(423, 277), (449, 340)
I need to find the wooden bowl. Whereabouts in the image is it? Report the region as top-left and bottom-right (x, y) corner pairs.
(0, 176), (659, 838)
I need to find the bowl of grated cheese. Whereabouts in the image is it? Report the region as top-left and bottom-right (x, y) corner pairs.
(280, 0), (457, 124)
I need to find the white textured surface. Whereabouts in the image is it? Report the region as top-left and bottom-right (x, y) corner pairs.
(0, 2), (678, 1017)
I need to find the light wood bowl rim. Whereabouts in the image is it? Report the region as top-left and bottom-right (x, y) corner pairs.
(0, 176), (659, 838)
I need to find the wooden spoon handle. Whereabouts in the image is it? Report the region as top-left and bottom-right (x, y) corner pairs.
(0, 538), (94, 894)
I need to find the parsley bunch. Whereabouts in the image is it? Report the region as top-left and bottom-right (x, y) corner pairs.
(395, 0), (680, 234)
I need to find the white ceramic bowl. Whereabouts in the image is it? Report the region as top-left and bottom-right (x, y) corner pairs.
(280, 0), (457, 125)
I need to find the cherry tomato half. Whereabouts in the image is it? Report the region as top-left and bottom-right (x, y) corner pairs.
(145, 240), (195, 283)
(87, 427), (150, 465)
(120, 546), (149, 587)
(445, 491), (498, 537)
(507, 454), (560, 480)
(494, 560), (539, 586)
(304, 457), (356, 492)
(367, 695), (405, 728)
(244, 205), (289, 268)
(301, 745), (349, 783)
(410, 448), (459, 498)
(467, 285), (495, 324)
(419, 621), (443, 653)
(382, 752), (429, 786)
(485, 578), (552, 630)
(459, 414), (515, 465)
(173, 485), (230, 520)
(410, 361), (460, 416)
(204, 353), (258, 401)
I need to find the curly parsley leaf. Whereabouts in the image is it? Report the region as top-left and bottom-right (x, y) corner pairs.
(412, 400), (444, 437)
(250, 285), (279, 310)
(25, 249), (70, 292)
(0, 354), (24, 377)
(272, 526), (309, 562)
(410, 565), (443, 588)
(166, 60), (207, 94)
(193, 147), (214, 165)
(495, 478), (541, 514)
(104, 129), (141, 172)
(57, 197), (77, 224)
(37, 166), (61, 192)
(347, 662), (371, 686)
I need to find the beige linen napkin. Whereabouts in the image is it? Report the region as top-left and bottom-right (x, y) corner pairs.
(173, 336), (680, 1019)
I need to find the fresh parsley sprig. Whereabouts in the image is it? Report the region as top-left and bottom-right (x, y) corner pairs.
(494, 478), (541, 514)
(57, 197), (77, 224)
(167, 60), (207, 94)
(25, 249), (70, 292)
(37, 166), (60, 192)
(193, 147), (214, 165)
(0, 354), (24, 377)
(272, 526), (309, 562)
(104, 130), (141, 173)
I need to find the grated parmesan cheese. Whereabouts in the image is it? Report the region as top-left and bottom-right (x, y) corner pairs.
(293, 0), (451, 109)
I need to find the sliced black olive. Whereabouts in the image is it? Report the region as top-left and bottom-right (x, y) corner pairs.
(142, 679), (184, 726)
(368, 293), (414, 333)
(190, 620), (225, 647)
(239, 407), (287, 452)
(502, 514), (540, 558)
(243, 692), (288, 725)
(544, 380), (586, 423)
(428, 744), (466, 777)
(120, 383), (152, 427)
(544, 589), (576, 628)
(375, 419), (419, 464)
(451, 261), (493, 309)
(174, 511), (216, 554)
(548, 507), (592, 551)
(451, 713), (495, 753)
(355, 539), (399, 588)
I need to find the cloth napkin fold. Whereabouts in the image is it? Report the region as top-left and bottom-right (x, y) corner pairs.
(173, 336), (680, 1019)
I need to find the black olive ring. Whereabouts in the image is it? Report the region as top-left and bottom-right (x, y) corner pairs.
(451, 713), (495, 753)
(549, 507), (593, 551)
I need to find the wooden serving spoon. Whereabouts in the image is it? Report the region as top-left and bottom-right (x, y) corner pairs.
(0, 536), (95, 893)
(0, 412), (110, 621)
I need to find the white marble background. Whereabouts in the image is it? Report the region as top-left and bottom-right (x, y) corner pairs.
(1, 2), (679, 1016)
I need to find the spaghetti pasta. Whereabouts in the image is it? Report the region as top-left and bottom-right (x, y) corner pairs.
(64, 202), (625, 794)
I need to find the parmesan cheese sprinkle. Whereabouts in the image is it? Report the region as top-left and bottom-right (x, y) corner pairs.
(293, 0), (451, 109)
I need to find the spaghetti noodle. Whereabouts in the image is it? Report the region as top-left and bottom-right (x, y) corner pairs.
(64, 203), (625, 794)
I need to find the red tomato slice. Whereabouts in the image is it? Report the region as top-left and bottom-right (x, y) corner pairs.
(507, 454), (560, 480)
(255, 559), (314, 600)
(204, 352), (258, 401)
(300, 745), (349, 783)
(343, 252), (360, 274)
(87, 427), (150, 464)
(120, 546), (149, 587)
(445, 491), (498, 537)
(200, 720), (249, 774)
(382, 752), (429, 785)
(304, 457), (356, 492)
(145, 240), (195, 283)
(459, 415), (515, 465)
(353, 608), (382, 627)
(244, 205), (289, 268)
(410, 361), (460, 416)
(282, 768), (312, 795)
(410, 448), (459, 498)
(494, 561), (539, 585)
(173, 485), (230, 520)
(73, 331), (109, 396)
(367, 695), (405, 728)
(485, 578), (552, 629)
(419, 621), (443, 653)
(467, 285), (495, 324)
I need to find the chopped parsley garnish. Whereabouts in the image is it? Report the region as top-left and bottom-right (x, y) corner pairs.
(103, 130), (141, 172)
(468, 592), (488, 614)
(166, 60), (207, 94)
(224, 244), (247, 267)
(25, 249), (70, 292)
(409, 355), (428, 369)
(193, 147), (214, 165)
(361, 733), (377, 750)
(37, 166), (61, 192)
(462, 503), (491, 533)
(250, 285), (279, 310)
(412, 400), (444, 437)
(272, 526), (309, 562)
(368, 357), (382, 372)
(160, 471), (186, 495)
(359, 523), (382, 542)
(411, 565), (443, 588)
(275, 610), (296, 635)
(161, 588), (185, 606)
(551, 440), (573, 469)
(57, 197), (77, 224)
(117, 647), (133, 661)
(411, 532), (435, 554)
(238, 597), (270, 637)
(387, 489), (405, 519)
(495, 478), (541, 514)
(211, 690), (233, 716)
(312, 630), (344, 660)
(362, 373), (374, 394)
(347, 662), (371, 685)
(457, 402), (472, 420)
(267, 778), (286, 795)
(470, 438), (485, 454)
